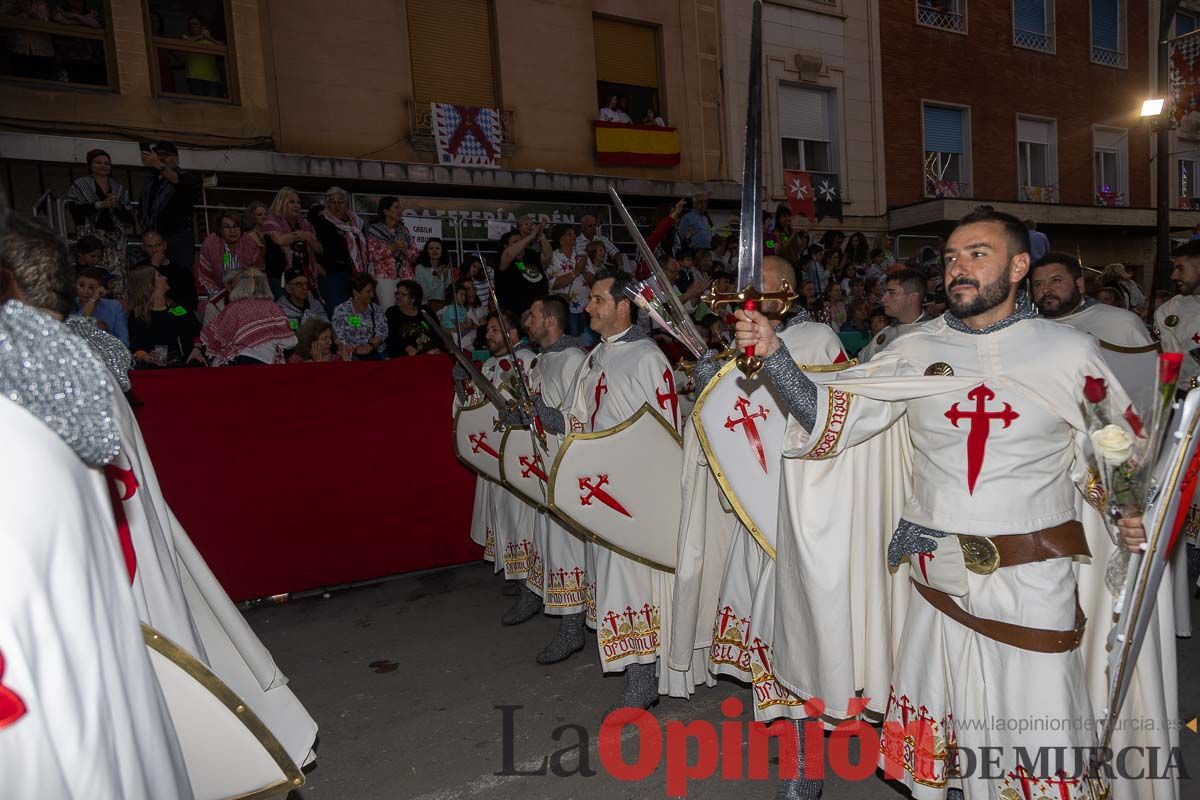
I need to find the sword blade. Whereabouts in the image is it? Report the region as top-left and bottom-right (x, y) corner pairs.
(737, 0), (765, 294)
(422, 309), (509, 410)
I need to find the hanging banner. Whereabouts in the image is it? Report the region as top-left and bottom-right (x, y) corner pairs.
(1169, 30), (1200, 135)
(408, 218), (443, 247)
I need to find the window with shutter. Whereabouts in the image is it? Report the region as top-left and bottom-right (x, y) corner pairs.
(1017, 116), (1056, 201)
(407, 0), (496, 107)
(917, 0), (967, 33)
(1013, 0), (1054, 53)
(1093, 127), (1127, 205)
(1090, 0), (1125, 68)
(1176, 12), (1197, 37)
(1179, 156), (1200, 206)
(593, 17), (662, 124)
(777, 84), (835, 178)
(923, 104), (969, 198)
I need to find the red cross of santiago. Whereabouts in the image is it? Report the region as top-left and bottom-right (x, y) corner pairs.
(944, 383), (1018, 495)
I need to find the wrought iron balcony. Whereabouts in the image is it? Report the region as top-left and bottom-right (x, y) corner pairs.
(917, 3), (966, 33)
(1013, 27), (1053, 53)
(1091, 46), (1127, 68)
(1019, 185), (1058, 203)
(407, 101), (517, 157)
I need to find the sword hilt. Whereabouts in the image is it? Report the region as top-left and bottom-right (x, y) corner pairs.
(702, 283), (797, 378)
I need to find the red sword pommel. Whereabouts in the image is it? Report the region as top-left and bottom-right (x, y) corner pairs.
(944, 383), (1018, 495)
(468, 432), (501, 459)
(578, 474), (632, 517)
(724, 395), (771, 472)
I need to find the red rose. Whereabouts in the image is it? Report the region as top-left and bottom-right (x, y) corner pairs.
(1123, 404), (1146, 438)
(1083, 375), (1107, 404)
(499, 358), (511, 371)
(1160, 352), (1184, 385)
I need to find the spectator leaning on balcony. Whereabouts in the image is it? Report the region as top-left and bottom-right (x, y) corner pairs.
(598, 95), (624, 122)
(312, 186), (367, 313)
(63, 148), (135, 298)
(332, 272), (387, 359)
(196, 211), (264, 302)
(139, 141), (199, 270)
(200, 269), (296, 366)
(263, 186), (322, 298)
(642, 109), (665, 126)
(677, 190), (714, 250)
(276, 267), (328, 332)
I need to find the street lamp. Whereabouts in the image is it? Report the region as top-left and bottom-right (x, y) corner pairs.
(1141, 97), (1166, 119)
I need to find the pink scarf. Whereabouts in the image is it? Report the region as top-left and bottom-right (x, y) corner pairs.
(321, 209), (368, 273)
(195, 233), (264, 296)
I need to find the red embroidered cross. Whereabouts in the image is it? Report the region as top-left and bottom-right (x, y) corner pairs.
(944, 383), (1019, 494)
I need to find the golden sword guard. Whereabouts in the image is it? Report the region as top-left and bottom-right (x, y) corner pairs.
(701, 279), (799, 377)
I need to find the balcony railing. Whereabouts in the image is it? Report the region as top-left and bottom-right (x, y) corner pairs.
(1091, 46), (1127, 68)
(924, 177), (969, 199)
(408, 102), (517, 157)
(917, 4), (966, 33)
(1014, 27), (1053, 53)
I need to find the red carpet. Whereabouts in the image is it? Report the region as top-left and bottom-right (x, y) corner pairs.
(131, 356), (481, 601)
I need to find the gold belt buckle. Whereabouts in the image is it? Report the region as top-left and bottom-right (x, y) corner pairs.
(959, 535), (1000, 575)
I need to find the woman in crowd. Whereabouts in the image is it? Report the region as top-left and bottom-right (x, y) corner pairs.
(196, 211), (264, 301)
(386, 280), (440, 357)
(263, 186), (323, 300)
(63, 148), (135, 298)
(463, 254), (493, 315)
(312, 186), (367, 312)
(872, 232), (896, 268)
(776, 228), (809, 273)
(243, 200), (269, 256)
(798, 280), (822, 320)
(332, 272), (387, 359)
(844, 231), (870, 268)
(126, 264), (202, 368)
(289, 318), (340, 363)
(765, 205), (792, 254)
(496, 217), (550, 312)
(1095, 286), (1127, 308)
(823, 283), (848, 332)
(413, 237), (457, 314)
(199, 269), (296, 365)
(438, 279), (483, 352)
(546, 223), (593, 335)
(365, 196), (416, 311)
(1101, 262), (1146, 312)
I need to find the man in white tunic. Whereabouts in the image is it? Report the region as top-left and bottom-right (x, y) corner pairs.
(857, 268), (934, 361)
(503, 295), (589, 656)
(532, 270), (681, 710)
(1155, 240), (1200, 389)
(0, 290), (192, 799)
(736, 208), (1148, 800)
(1033, 252), (1152, 347)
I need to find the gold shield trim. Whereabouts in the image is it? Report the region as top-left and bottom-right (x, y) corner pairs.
(1097, 339), (1161, 355)
(142, 624), (304, 800)
(690, 354), (858, 559)
(452, 399), (501, 483)
(546, 403), (680, 573)
(498, 425), (548, 508)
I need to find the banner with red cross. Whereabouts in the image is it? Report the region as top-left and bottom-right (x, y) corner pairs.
(431, 103), (503, 168)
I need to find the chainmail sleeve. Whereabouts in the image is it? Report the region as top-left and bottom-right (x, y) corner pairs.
(692, 349), (724, 394)
(536, 399), (566, 435)
(762, 340), (818, 432)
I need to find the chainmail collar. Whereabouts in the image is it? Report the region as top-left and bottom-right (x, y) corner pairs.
(64, 315), (133, 392)
(543, 334), (585, 354)
(612, 324), (650, 344)
(782, 306), (812, 328)
(0, 301), (120, 467)
(942, 290), (1036, 335)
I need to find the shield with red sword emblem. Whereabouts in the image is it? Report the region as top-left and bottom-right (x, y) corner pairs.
(453, 399), (505, 483)
(693, 355), (855, 558)
(547, 404), (682, 572)
(499, 426), (560, 507)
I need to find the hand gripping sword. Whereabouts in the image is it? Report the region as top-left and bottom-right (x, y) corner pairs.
(423, 309), (509, 414)
(700, 0), (795, 377)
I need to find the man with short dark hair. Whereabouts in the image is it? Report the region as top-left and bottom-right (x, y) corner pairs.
(74, 234), (105, 271)
(857, 268), (931, 361)
(138, 229), (198, 314)
(735, 206), (1156, 800)
(139, 141), (199, 270)
(510, 294), (589, 657)
(1032, 252), (1151, 348)
(1155, 239), (1200, 389)
(71, 265), (128, 345)
(530, 268), (683, 710)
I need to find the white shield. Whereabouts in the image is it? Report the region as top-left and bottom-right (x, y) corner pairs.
(453, 400), (504, 483)
(547, 404), (681, 572)
(1098, 340), (1161, 421)
(144, 624), (304, 800)
(499, 427), (559, 507)
(693, 356), (855, 558)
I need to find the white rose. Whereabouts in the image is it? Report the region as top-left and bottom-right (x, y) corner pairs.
(1090, 424), (1134, 465)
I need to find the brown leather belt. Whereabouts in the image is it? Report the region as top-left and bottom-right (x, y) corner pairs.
(958, 520), (1090, 574)
(914, 581), (1087, 653)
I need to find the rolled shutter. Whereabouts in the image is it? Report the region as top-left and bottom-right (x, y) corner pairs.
(923, 105), (964, 154)
(1017, 117), (1051, 145)
(1091, 0), (1120, 51)
(408, 0), (496, 107)
(1014, 0), (1047, 34)
(778, 85), (830, 142)
(593, 17), (659, 88)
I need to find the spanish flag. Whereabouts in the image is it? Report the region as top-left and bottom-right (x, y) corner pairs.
(594, 121), (681, 167)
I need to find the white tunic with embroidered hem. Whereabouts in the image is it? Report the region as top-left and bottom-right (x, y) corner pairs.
(777, 317), (1134, 800)
(524, 343), (588, 613)
(564, 328), (680, 673)
(1154, 294), (1200, 387)
(482, 348), (540, 579)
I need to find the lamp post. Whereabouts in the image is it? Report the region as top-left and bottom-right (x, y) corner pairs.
(1151, 2), (1183, 319)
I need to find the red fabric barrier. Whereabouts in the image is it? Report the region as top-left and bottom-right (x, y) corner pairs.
(131, 356), (481, 601)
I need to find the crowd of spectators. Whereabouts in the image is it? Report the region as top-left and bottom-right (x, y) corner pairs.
(53, 144), (1155, 374)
